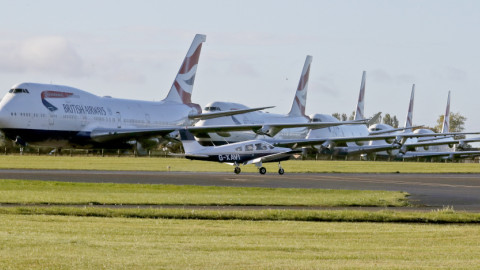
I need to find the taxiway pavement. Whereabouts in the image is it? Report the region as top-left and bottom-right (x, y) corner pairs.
(1, 170), (480, 211)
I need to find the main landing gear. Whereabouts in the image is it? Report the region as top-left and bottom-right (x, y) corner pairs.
(234, 166), (241, 174)
(256, 162), (285, 175)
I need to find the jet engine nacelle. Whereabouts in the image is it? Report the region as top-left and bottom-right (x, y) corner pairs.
(15, 136), (27, 146)
(355, 141), (364, 146)
(255, 125), (281, 137)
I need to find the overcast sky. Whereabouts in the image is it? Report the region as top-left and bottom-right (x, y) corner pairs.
(1, 0), (479, 130)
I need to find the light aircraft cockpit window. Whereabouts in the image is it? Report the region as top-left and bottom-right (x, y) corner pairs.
(235, 146), (242, 151)
(9, 88), (29, 94)
(255, 143), (263, 150)
(245, 144), (253, 151)
(269, 145), (274, 149)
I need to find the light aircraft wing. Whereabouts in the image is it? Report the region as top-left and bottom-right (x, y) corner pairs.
(244, 150), (302, 165)
(188, 106), (275, 120)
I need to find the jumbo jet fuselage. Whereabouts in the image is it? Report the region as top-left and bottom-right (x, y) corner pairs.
(0, 83), (200, 148)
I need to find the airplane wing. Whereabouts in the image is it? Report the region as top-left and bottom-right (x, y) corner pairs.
(89, 119), (368, 143)
(188, 106), (275, 120)
(271, 132), (480, 149)
(398, 150), (480, 159)
(189, 119), (369, 136)
(369, 125), (424, 135)
(244, 150), (302, 165)
(88, 127), (178, 143)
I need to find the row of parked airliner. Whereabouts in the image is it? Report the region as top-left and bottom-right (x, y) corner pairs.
(0, 34), (366, 151)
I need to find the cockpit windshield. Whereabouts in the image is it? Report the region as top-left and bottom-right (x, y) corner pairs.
(9, 88), (29, 94)
(204, 106), (221, 112)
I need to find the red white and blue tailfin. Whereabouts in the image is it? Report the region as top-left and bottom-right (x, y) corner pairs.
(404, 84), (415, 130)
(354, 71), (366, 120)
(442, 91), (451, 133)
(164, 34), (206, 105)
(288, 55), (312, 117)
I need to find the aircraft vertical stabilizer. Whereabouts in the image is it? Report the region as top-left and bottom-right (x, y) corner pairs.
(179, 129), (205, 153)
(442, 91), (451, 133)
(354, 71), (366, 120)
(404, 84), (415, 130)
(288, 55), (312, 117)
(164, 34), (206, 105)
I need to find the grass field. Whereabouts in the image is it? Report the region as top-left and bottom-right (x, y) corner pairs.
(0, 179), (408, 207)
(2, 214), (480, 269)
(0, 155), (480, 173)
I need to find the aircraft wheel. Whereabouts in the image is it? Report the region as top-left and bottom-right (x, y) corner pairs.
(234, 167), (241, 174)
(278, 168), (284, 175)
(259, 167), (267, 175)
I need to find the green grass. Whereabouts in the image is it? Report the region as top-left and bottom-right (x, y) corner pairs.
(0, 179), (408, 207)
(2, 214), (480, 269)
(1, 155), (480, 173)
(1, 206), (480, 223)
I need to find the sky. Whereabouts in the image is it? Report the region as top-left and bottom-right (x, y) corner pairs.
(0, 0), (479, 130)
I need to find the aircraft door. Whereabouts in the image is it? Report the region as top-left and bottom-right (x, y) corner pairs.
(116, 112), (121, 128)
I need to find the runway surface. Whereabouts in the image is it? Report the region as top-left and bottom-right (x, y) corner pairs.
(1, 169), (480, 211)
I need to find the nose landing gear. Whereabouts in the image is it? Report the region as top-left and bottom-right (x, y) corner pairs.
(278, 162), (284, 175)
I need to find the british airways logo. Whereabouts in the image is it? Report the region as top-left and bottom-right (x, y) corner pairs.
(41, 91), (74, 111)
(40, 90), (107, 115)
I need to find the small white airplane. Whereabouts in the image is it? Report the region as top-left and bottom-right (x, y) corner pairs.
(179, 129), (300, 175)
(0, 34), (282, 149)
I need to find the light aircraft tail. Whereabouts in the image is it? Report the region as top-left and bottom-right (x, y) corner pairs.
(179, 129), (205, 154)
(404, 84), (415, 130)
(288, 55), (312, 117)
(354, 71), (366, 120)
(442, 91), (451, 133)
(164, 34), (206, 105)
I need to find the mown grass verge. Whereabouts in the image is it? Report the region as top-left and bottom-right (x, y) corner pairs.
(1, 155), (480, 173)
(2, 206), (479, 223)
(3, 215), (480, 269)
(0, 179), (409, 207)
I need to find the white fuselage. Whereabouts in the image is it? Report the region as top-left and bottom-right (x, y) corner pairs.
(195, 101), (310, 145)
(0, 82), (200, 148)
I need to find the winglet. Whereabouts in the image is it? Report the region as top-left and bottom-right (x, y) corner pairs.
(442, 91), (451, 133)
(367, 112), (382, 126)
(288, 55), (312, 117)
(164, 34), (206, 104)
(404, 84), (415, 130)
(354, 71), (366, 120)
(179, 129), (204, 154)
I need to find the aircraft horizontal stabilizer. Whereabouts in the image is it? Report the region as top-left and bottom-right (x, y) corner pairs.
(188, 106), (275, 120)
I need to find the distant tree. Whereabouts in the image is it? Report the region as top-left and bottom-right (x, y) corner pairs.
(341, 113), (348, 121)
(348, 111), (355, 121)
(434, 112), (466, 133)
(383, 113), (392, 126)
(381, 113), (399, 128)
(332, 113), (341, 121)
(392, 115), (399, 128)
